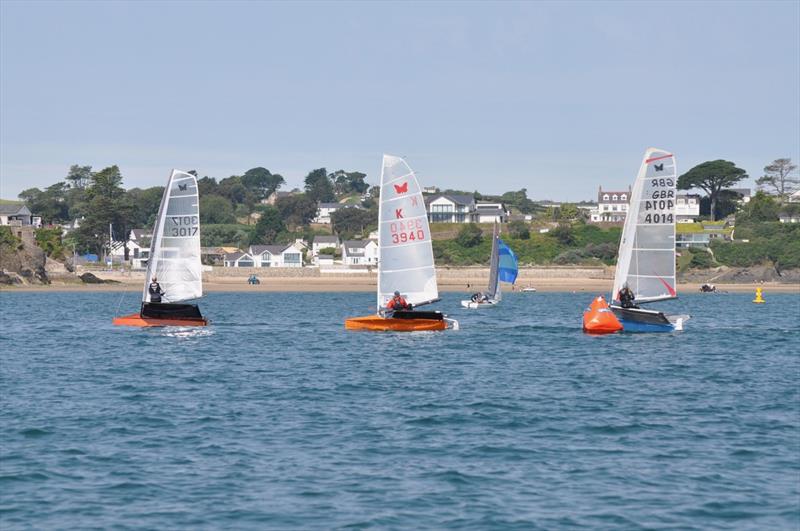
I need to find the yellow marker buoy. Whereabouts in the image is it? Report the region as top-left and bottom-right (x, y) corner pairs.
(753, 287), (765, 304)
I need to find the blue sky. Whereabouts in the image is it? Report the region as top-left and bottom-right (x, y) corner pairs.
(1, 0), (798, 201)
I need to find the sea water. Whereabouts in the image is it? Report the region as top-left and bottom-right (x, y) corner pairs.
(1, 290), (798, 529)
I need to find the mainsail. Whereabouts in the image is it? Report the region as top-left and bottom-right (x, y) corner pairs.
(377, 154), (438, 309)
(142, 170), (202, 303)
(486, 224), (518, 302)
(612, 148), (677, 304)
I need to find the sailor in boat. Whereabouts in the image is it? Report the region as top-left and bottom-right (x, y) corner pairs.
(148, 276), (165, 303)
(616, 283), (638, 309)
(470, 292), (489, 303)
(386, 291), (412, 312)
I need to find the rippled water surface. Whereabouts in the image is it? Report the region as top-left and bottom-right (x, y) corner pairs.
(1, 290), (799, 529)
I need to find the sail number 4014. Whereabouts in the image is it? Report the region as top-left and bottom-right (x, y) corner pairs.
(389, 219), (426, 244)
(169, 216), (199, 237)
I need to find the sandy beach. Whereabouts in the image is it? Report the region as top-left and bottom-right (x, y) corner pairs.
(3, 275), (798, 294)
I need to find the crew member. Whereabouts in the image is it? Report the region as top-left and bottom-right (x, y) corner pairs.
(471, 292), (489, 303)
(149, 276), (165, 303)
(386, 290), (411, 311)
(617, 283), (637, 308)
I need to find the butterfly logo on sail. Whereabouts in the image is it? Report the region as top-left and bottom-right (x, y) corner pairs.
(394, 182), (408, 194)
(178, 183), (188, 191)
(654, 163), (664, 172)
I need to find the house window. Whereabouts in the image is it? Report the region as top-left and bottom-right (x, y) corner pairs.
(612, 194), (618, 201)
(603, 194), (609, 200)
(621, 194), (627, 200)
(612, 205), (618, 211)
(352, 257), (360, 264)
(238, 260), (254, 267)
(431, 204), (453, 213)
(284, 253), (301, 264)
(133, 248), (139, 258)
(261, 261), (271, 267)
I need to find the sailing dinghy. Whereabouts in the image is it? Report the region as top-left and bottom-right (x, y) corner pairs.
(345, 155), (458, 331)
(583, 148), (689, 333)
(113, 169), (208, 327)
(461, 223), (518, 308)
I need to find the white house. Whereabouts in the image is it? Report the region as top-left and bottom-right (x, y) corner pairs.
(0, 204), (37, 226)
(311, 235), (339, 258)
(318, 254), (335, 266)
(224, 251), (255, 267)
(676, 193), (701, 223)
(474, 201), (508, 223)
(342, 239), (378, 266)
(590, 186), (631, 223)
(426, 194), (476, 223)
(313, 202), (346, 224)
(726, 188), (751, 204)
(248, 243), (304, 267)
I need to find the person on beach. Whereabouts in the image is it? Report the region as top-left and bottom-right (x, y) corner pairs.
(149, 276), (165, 303)
(386, 291), (411, 311)
(617, 283), (637, 308)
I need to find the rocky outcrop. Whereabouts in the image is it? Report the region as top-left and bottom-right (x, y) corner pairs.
(0, 237), (49, 285)
(680, 265), (800, 284)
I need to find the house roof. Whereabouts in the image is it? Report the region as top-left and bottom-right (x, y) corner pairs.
(131, 228), (152, 240)
(250, 244), (290, 255)
(318, 254), (334, 259)
(426, 193), (475, 207)
(343, 239), (376, 249)
(313, 235), (339, 244)
(476, 208), (506, 216)
(225, 251), (251, 261)
(0, 204), (31, 216)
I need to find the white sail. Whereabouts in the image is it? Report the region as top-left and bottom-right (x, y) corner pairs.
(142, 169), (203, 303)
(377, 154), (438, 309)
(487, 223), (501, 301)
(612, 148), (677, 304)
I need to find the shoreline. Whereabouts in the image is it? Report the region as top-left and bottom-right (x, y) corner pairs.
(3, 278), (798, 294)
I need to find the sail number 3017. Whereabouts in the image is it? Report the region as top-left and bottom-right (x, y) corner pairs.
(169, 216), (199, 237)
(389, 219), (426, 244)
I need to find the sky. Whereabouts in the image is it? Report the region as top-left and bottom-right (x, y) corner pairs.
(1, 0), (798, 201)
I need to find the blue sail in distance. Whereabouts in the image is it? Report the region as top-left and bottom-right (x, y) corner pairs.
(497, 239), (518, 284)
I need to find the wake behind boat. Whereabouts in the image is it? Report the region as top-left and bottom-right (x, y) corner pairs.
(461, 223), (518, 309)
(113, 169), (208, 327)
(583, 148), (689, 334)
(345, 155), (457, 332)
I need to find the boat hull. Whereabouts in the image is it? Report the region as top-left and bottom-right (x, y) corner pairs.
(345, 311), (448, 331)
(113, 312), (208, 327)
(610, 305), (688, 333)
(461, 299), (499, 309)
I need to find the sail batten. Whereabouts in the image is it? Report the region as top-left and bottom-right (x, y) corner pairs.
(612, 148), (677, 303)
(142, 170), (202, 304)
(377, 155), (438, 309)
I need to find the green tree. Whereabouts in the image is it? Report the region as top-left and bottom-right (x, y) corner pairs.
(558, 203), (580, 222)
(737, 191), (780, 223)
(678, 160), (748, 221)
(499, 188), (537, 214)
(72, 165), (135, 256)
(127, 186), (164, 228)
(304, 168), (335, 203)
(455, 223), (483, 247)
(756, 158), (798, 199)
(197, 176), (219, 197)
(330, 170), (369, 197)
(250, 206), (285, 245)
(34, 227), (66, 259)
(241, 167), (285, 200)
(331, 207), (376, 239)
(507, 220), (530, 239)
(551, 223), (576, 245)
(276, 194), (318, 229)
(65, 164), (92, 189)
(200, 194), (236, 224)
(19, 183), (69, 223)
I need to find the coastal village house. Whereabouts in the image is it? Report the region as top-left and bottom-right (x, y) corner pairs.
(224, 251), (255, 267)
(589, 187), (631, 223)
(676, 194), (701, 223)
(248, 243), (305, 267)
(474, 201), (508, 223)
(311, 235), (340, 261)
(342, 239), (378, 266)
(313, 202), (354, 224)
(108, 228), (152, 268)
(425, 193), (477, 223)
(0, 204), (41, 227)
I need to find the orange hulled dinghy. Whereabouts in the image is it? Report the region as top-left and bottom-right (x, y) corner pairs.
(113, 169), (208, 327)
(345, 155), (457, 332)
(582, 148), (689, 333)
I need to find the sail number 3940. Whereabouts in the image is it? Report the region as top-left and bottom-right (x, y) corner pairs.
(169, 216), (199, 237)
(389, 219), (426, 244)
